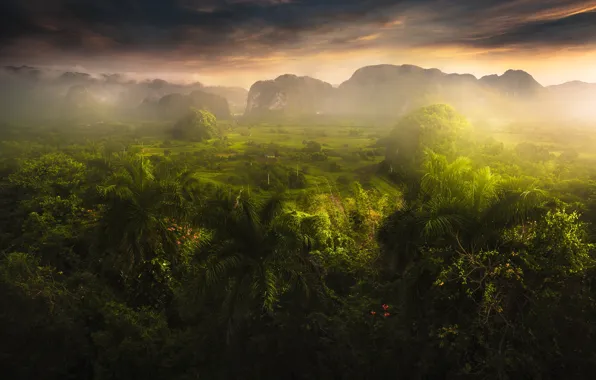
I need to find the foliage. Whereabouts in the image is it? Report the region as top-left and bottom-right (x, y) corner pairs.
(2, 104), (596, 379)
(171, 108), (217, 142)
(385, 104), (471, 170)
(9, 152), (86, 196)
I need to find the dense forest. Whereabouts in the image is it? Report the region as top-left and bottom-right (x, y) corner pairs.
(2, 102), (596, 380)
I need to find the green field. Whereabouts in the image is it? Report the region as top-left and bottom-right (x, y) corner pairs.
(129, 119), (398, 196)
(123, 117), (596, 200)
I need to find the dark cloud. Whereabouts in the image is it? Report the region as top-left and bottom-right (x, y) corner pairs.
(1, 0), (596, 68)
(415, 1), (596, 49)
(455, 10), (596, 48)
(0, 0), (419, 57)
(0, 1), (48, 40)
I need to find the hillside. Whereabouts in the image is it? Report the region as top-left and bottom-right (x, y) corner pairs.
(244, 64), (551, 121)
(547, 81), (596, 121)
(479, 69), (544, 97)
(138, 90), (231, 120)
(0, 66), (243, 121)
(201, 86), (248, 114)
(245, 74), (335, 116)
(2, 64), (596, 124)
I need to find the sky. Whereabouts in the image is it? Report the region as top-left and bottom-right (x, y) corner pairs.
(2, 0), (596, 88)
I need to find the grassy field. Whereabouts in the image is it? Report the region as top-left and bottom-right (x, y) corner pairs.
(490, 122), (595, 159)
(125, 117), (596, 198)
(130, 119), (398, 196)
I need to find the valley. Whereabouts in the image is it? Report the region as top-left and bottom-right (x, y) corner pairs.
(2, 63), (596, 380)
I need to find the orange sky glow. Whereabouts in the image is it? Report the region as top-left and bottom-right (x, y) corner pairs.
(2, 0), (596, 88)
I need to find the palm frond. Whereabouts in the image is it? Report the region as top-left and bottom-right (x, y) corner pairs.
(203, 254), (242, 290)
(259, 193), (285, 226)
(422, 214), (457, 239)
(484, 187), (548, 227)
(262, 267), (279, 311)
(471, 166), (501, 212)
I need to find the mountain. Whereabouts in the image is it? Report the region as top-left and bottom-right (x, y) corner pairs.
(244, 64), (553, 121)
(2, 64), (596, 123)
(0, 66), (245, 121)
(334, 65), (548, 119)
(201, 86), (248, 114)
(479, 69), (544, 97)
(57, 71), (96, 86)
(547, 81), (596, 121)
(3, 65), (42, 82)
(139, 90), (231, 120)
(333, 64), (471, 117)
(548, 80), (596, 94)
(245, 74), (334, 116)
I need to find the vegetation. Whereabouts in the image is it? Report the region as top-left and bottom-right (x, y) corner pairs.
(2, 103), (596, 379)
(171, 108), (217, 141)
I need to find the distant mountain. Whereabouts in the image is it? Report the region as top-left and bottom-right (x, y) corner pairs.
(140, 90), (231, 120)
(335, 65), (550, 119)
(479, 69), (544, 97)
(245, 74), (334, 116)
(0, 66), (245, 121)
(1, 64), (596, 123)
(202, 86), (248, 114)
(546, 81), (596, 121)
(3, 65), (42, 82)
(57, 71), (96, 86)
(334, 64), (472, 117)
(244, 64), (554, 121)
(548, 80), (596, 93)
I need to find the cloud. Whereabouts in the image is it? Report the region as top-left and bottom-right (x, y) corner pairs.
(2, 0), (596, 77)
(452, 9), (596, 48)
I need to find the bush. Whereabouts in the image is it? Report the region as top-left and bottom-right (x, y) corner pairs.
(310, 152), (328, 162)
(303, 140), (322, 153)
(289, 171), (308, 189)
(336, 175), (351, 186)
(329, 161), (342, 172)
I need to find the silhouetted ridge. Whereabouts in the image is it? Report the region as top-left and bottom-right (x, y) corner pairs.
(245, 74), (334, 116)
(479, 69), (543, 97)
(244, 64), (552, 120)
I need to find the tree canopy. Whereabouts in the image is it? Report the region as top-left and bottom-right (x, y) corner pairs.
(385, 104), (471, 170)
(2, 103), (596, 379)
(171, 108), (217, 141)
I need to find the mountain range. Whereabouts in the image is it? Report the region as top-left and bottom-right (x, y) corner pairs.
(244, 65), (588, 123)
(0, 66), (246, 121)
(1, 64), (596, 123)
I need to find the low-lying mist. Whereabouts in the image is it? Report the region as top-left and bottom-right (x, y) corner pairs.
(2, 63), (595, 131)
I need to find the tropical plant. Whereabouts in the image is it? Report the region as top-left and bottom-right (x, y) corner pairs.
(189, 191), (321, 336)
(94, 153), (202, 306)
(379, 150), (548, 274)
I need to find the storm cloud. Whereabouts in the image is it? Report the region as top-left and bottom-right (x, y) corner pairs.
(2, 0), (596, 85)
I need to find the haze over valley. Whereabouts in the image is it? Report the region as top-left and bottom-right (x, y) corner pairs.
(3, 62), (596, 125)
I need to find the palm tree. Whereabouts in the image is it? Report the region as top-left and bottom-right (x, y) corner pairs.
(93, 153), (201, 305)
(379, 150), (548, 273)
(193, 190), (320, 338)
